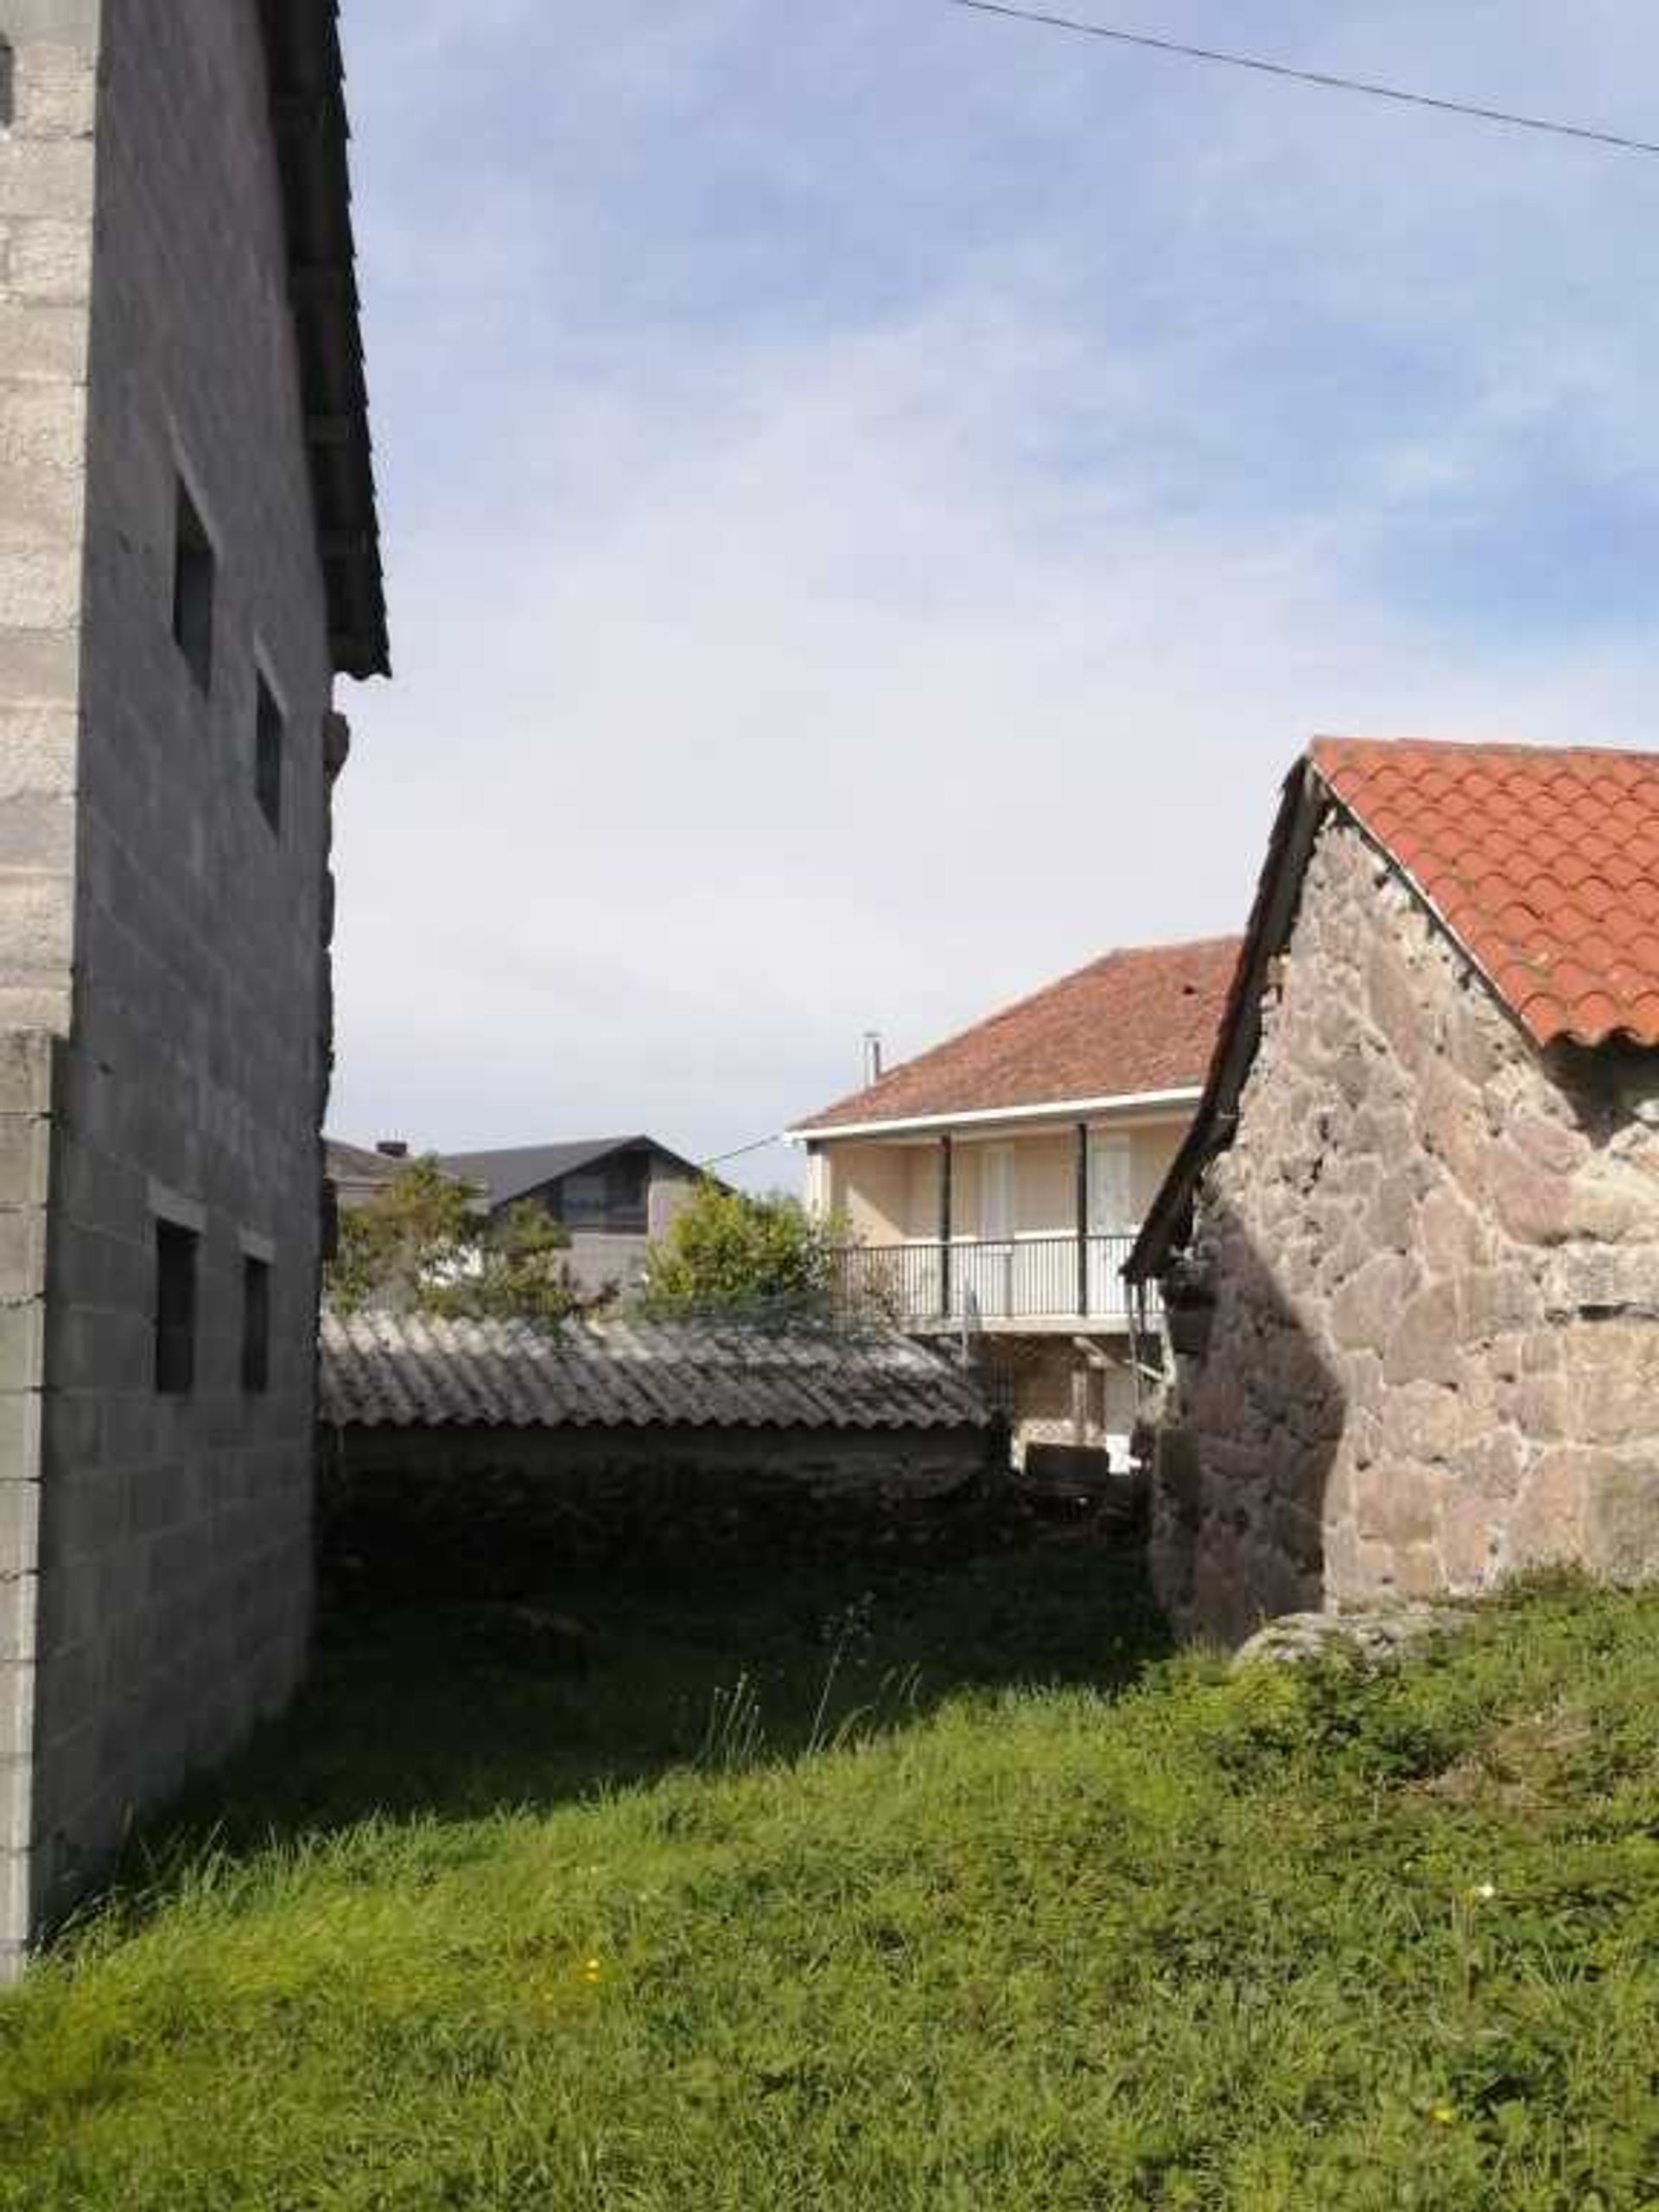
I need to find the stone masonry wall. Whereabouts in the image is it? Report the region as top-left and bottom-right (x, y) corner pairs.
(22, 0), (338, 1938)
(1155, 816), (1659, 1646)
(0, 0), (99, 1978)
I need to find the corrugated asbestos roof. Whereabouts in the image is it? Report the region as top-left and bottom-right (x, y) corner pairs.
(321, 1311), (990, 1433)
(793, 938), (1240, 1134)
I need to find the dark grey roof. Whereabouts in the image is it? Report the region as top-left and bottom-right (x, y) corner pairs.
(439, 1136), (701, 1211)
(321, 1312), (989, 1433)
(257, 1), (388, 678)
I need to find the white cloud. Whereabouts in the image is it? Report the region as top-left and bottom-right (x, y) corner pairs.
(329, 1), (1659, 1184)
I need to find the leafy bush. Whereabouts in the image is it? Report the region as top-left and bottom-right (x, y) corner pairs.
(639, 1179), (849, 1323)
(327, 1160), (578, 1330)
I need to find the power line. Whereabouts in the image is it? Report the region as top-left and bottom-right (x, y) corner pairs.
(943, 0), (1659, 158)
(698, 1133), (788, 1172)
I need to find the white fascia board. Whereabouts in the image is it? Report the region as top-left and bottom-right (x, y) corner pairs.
(785, 1086), (1204, 1145)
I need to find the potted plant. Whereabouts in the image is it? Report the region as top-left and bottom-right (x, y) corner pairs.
(1161, 1255), (1216, 1358)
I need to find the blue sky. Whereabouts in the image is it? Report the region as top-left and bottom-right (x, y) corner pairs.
(329, 0), (1659, 1185)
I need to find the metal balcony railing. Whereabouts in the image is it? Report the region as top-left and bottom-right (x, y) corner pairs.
(833, 1234), (1149, 1330)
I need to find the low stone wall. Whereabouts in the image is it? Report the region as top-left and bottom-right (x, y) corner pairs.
(1155, 817), (1659, 1644)
(321, 1423), (999, 1599)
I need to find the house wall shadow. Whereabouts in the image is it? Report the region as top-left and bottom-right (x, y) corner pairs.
(102, 1539), (1173, 1881)
(1155, 1198), (1347, 1648)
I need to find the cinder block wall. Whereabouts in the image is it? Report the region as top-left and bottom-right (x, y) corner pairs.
(0, 0), (100, 1980)
(15, 0), (337, 1942)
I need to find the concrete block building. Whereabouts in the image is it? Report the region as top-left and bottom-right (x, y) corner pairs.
(1129, 741), (1659, 1644)
(0, 0), (386, 1969)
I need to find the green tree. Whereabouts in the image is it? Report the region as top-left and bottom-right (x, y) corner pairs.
(430, 1198), (577, 1332)
(326, 1160), (577, 1331)
(639, 1181), (848, 1322)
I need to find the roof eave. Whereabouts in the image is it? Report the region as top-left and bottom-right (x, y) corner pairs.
(258, 0), (390, 681)
(1126, 763), (1329, 1283)
(790, 1085), (1206, 1146)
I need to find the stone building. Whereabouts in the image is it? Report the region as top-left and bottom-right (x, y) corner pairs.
(1128, 740), (1659, 1644)
(0, 0), (385, 1970)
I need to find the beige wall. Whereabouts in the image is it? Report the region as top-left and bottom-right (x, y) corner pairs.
(816, 1114), (1193, 1243)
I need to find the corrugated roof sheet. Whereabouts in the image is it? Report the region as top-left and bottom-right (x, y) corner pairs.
(1312, 738), (1659, 1049)
(794, 937), (1241, 1134)
(321, 1311), (989, 1433)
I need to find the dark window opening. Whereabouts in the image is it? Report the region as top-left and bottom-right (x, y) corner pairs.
(0, 42), (15, 130)
(154, 1221), (199, 1395)
(255, 674), (283, 835)
(171, 478), (215, 692)
(241, 1255), (271, 1395)
(554, 1151), (651, 1234)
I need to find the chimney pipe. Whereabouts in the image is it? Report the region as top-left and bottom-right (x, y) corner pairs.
(862, 1032), (884, 1086)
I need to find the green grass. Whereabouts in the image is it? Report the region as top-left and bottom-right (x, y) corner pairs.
(3, 1552), (1659, 2209)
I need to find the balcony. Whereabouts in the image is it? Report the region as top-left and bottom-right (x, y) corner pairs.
(833, 1234), (1150, 1334)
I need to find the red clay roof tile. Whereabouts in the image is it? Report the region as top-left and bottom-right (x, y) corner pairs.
(793, 937), (1241, 1132)
(1310, 737), (1659, 1049)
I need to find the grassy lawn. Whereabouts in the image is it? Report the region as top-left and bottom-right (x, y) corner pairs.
(3, 1550), (1659, 2208)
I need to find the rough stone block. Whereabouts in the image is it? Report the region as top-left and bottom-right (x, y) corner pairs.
(1381, 1382), (1460, 1466)
(1384, 1282), (1460, 1388)
(1584, 1459), (1659, 1584)
(1507, 1448), (1589, 1569)
(1331, 1252), (1414, 1351)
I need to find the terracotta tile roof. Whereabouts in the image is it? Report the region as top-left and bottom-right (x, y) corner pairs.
(1311, 738), (1659, 1049)
(321, 1312), (988, 1433)
(794, 938), (1242, 1133)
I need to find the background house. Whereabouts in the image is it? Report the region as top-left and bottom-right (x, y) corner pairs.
(791, 940), (1237, 1466)
(0, 0), (385, 1972)
(438, 1137), (712, 1300)
(1130, 739), (1659, 1644)
(325, 1136), (416, 1213)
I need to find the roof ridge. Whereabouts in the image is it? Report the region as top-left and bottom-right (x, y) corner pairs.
(795, 934), (1243, 1131)
(1313, 734), (1659, 766)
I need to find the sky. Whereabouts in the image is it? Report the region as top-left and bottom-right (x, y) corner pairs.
(328, 0), (1659, 1190)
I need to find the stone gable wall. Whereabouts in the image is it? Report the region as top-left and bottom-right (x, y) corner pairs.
(1154, 815), (1659, 1645)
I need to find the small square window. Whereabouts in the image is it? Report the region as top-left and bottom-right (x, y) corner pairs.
(241, 1255), (271, 1395)
(172, 478), (215, 692)
(255, 674), (283, 836)
(154, 1221), (199, 1395)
